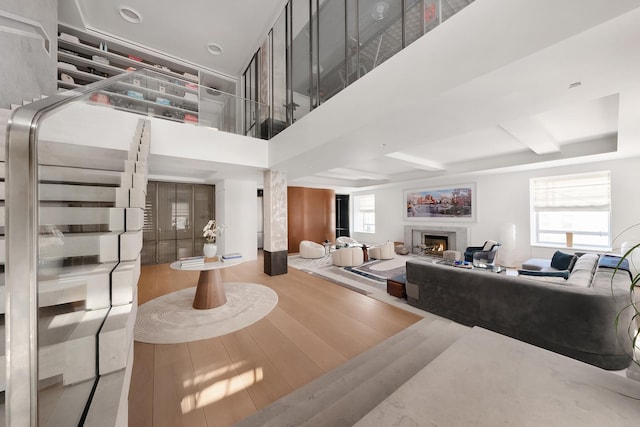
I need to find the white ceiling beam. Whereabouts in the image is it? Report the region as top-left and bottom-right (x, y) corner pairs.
(316, 168), (388, 181)
(499, 117), (560, 155)
(385, 152), (445, 171)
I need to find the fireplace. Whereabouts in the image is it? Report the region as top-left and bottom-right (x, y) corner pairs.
(422, 235), (448, 256)
(404, 225), (468, 256)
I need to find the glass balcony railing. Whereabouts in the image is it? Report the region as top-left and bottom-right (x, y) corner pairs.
(243, 0), (475, 135)
(57, 68), (269, 137)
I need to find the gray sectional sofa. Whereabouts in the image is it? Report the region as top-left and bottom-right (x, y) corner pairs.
(405, 253), (635, 370)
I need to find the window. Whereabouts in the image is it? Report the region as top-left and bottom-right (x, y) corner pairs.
(354, 194), (375, 233)
(530, 171), (611, 249)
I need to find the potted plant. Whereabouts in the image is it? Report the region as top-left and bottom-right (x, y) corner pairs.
(614, 241), (640, 380)
(202, 219), (223, 258)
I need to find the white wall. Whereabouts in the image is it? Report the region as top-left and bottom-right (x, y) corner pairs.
(39, 103), (269, 169)
(351, 157), (640, 265)
(215, 179), (259, 261)
(150, 116), (268, 168)
(0, 0), (57, 108)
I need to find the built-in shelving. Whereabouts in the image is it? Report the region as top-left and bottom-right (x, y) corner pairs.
(57, 26), (202, 124)
(57, 25), (238, 127)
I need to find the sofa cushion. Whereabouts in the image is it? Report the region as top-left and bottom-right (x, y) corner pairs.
(572, 253), (599, 272)
(518, 269), (569, 280)
(551, 251), (577, 271)
(565, 269), (593, 288)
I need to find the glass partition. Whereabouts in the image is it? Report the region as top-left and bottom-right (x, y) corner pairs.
(5, 74), (132, 426)
(95, 68), (267, 136)
(272, 6), (290, 137)
(249, 0), (474, 130)
(358, 0), (403, 75)
(4, 69), (267, 425)
(258, 35), (272, 137)
(291, 0), (312, 121)
(319, 0), (347, 103)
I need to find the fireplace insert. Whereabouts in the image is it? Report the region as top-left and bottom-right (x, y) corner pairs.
(422, 235), (448, 256)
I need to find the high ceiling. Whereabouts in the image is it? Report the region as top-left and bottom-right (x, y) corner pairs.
(58, 0), (286, 78)
(58, 0), (640, 190)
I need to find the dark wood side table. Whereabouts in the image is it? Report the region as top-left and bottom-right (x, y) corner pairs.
(361, 244), (369, 262)
(386, 274), (407, 299)
(169, 259), (244, 309)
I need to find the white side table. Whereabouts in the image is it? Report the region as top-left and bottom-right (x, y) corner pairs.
(169, 259), (244, 309)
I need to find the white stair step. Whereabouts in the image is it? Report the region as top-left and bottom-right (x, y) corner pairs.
(111, 257), (140, 306)
(235, 319), (437, 426)
(0, 182), (117, 203)
(302, 321), (469, 427)
(41, 308), (109, 386)
(38, 377), (95, 426)
(99, 299), (137, 375)
(84, 351), (134, 427)
(119, 171), (147, 191)
(0, 307), (110, 391)
(116, 187), (146, 208)
(0, 232), (121, 264)
(236, 319), (469, 427)
(120, 230), (142, 261)
(0, 207), (125, 230)
(0, 262), (116, 314)
(126, 208), (144, 231)
(39, 164), (122, 186)
(39, 183), (118, 203)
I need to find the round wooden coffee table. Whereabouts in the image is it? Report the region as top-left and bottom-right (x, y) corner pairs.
(169, 259), (244, 309)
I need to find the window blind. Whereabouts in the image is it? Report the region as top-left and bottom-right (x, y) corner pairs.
(531, 171), (610, 211)
(355, 194), (375, 211)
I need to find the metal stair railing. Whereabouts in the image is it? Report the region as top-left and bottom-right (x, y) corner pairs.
(4, 72), (150, 426)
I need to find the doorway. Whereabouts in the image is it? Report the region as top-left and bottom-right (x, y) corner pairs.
(336, 194), (350, 238)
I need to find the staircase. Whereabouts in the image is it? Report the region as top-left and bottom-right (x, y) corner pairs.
(1, 111), (149, 426)
(235, 315), (469, 427)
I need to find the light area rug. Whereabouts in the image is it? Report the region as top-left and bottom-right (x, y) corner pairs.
(287, 254), (433, 318)
(288, 254), (416, 294)
(134, 282), (278, 344)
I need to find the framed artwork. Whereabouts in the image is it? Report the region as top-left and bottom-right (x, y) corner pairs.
(404, 184), (476, 221)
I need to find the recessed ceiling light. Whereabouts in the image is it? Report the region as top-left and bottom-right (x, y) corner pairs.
(207, 43), (223, 56)
(119, 7), (142, 24)
(568, 81), (582, 89)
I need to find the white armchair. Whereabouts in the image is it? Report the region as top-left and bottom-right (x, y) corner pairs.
(332, 246), (364, 267)
(299, 240), (325, 259)
(368, 241), (394, 260)
(336, 236), (358, 246)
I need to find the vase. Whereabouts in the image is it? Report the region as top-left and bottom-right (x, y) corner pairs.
(203, 243), (217, 258)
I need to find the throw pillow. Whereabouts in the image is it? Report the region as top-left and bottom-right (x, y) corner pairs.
(394, 244), (410, 255)
(551, 251), (576, 271)
(598, 254), (631, 272)
(518, 269), (570, 280)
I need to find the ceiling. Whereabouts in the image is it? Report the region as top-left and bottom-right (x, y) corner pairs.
(58, 0), (287, 78)
(58, 0), (640, 191)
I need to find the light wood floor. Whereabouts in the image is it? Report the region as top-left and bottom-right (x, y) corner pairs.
(129, 253), (421, 427)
